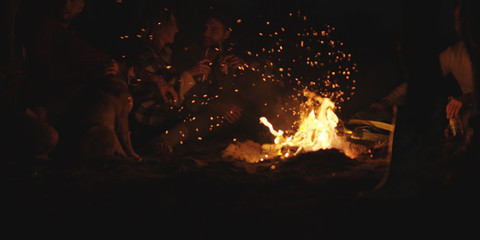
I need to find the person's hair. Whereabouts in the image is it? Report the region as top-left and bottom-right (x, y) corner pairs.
(203, 3), (235, 32)
(137, 7), (176, 43)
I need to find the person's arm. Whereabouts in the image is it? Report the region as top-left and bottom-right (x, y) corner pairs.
(135, 51), (179, 104)
(31, 17), (55, 83)
(370, 81), (408, 111)
(439, 41), (475, 119)
(383, 81), (408, 105)
(67, 27), (112, 74)
(26, 16), (57, 109)
(208, 101), (243, 124)
(446, 92), (473, 119)
(221, 54), (247, 70)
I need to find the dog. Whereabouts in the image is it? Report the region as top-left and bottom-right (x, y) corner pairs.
(59, 62), (140, 161)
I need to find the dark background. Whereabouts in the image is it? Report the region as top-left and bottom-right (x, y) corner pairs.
(13, 0), (458, 119)
(4, 0), (480, 235)
(76, 0), (458, 119)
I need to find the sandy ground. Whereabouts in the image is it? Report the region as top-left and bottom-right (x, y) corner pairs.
(3, 135), (479, 237)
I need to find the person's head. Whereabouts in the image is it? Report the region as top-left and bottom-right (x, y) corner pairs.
(139, 8), (178, 51)
(200, 5), (234, 48)
(55, 0), (85, 24)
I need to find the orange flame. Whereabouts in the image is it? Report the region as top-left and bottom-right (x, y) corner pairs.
(260, 90), (346, 158)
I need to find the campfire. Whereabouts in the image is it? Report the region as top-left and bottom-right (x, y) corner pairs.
(223, 89), (367, 163)
(260, 89), (346, 158)
(222, 11), (370, 163)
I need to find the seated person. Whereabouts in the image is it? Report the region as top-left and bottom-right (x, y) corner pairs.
(21, 0), (123, 159)
(1, 1), (58, 160)
(128, 4), (282, 154)
(125, 6), (182, 153)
